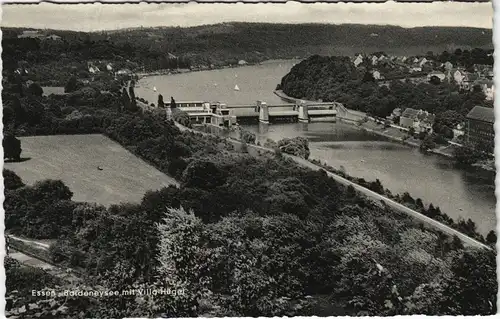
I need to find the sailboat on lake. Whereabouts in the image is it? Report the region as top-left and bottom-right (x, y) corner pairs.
(234, 84), (240, 91)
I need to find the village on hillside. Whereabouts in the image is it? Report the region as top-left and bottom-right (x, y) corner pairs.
(347, 51), (494, 165)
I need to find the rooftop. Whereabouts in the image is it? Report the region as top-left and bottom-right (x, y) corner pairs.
(466, 106), (495, 124)
(401, 108), (419, 119)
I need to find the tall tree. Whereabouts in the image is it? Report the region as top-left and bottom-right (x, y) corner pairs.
(122, 87), (131, 111)
(3, 135), (22, 161)
(28, 82), (44, 97)
(64, 76), (78, 93)
(3, 169), (25, 190)
(158, 94), (165, 108)
(128, 85), (138, 111)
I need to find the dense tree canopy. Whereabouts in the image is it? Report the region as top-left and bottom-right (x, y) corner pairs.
(2, 30), (495, 317)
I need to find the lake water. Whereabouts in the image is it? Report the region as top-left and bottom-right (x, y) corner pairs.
(136, 59), (299, 106)
(137, 60), (496, 235)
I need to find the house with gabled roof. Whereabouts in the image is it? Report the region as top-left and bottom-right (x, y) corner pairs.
(399, 108), (435, 133)
(418, 57), (429, 67)
(46, 34), (62, 41)
(427, 71), (446, 82)
(443, 61), (453, 70)
(354, 55), (364, 67)
(371, 70), (383, 80)
(450, 69), (466, 85)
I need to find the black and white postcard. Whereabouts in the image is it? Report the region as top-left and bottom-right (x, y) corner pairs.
(1, 2), (497, 318)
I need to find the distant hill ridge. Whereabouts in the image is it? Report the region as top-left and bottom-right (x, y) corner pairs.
(3, 22), (493, 49)
(2, 22), (492, 73)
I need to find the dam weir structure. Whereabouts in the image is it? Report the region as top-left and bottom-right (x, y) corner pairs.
(167, 99), (359, 128)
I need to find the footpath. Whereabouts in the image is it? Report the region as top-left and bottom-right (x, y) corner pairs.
(7, 235), (82, 284)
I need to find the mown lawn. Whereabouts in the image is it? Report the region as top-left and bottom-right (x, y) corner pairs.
(4, 134), (179, 206)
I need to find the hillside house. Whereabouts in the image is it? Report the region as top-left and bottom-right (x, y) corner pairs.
(378, 55), (388, 63)
(451, 69), (466, 85)
(443, 61), (453, 70)
(461, 73), (479, 90)
(427, 71), (446, 82)
(89, 66), (100, 74)
(46, 34), (62, 41)
(414, 110), (436, 133)
(418, 58), (429, 67)
(87, 62), (101, 74)
(238, 60), (248, 65)
(399, 108), (435, 133)
(371, 70), (383, 80)
(486, 70), (494, 79)
(371, 56), (378, 66)
(453, 123), (465, 140)
(473, 79), (494, 100)
(410, 66), (422, 73)
(400, 108), (418, 128)
(116, 69), (132, 75)
(386, 108), (402, 122)
(354, 55), (364, 67)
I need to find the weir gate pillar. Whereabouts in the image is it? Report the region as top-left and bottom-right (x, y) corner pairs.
(257, 101), (269, 124)
(298, 101), (310, 123)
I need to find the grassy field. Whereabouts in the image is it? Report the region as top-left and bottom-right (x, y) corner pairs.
(4, 134), (179, 206)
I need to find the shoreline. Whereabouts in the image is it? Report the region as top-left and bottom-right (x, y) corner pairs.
(136, 58), (299, 80)
(276, 90), (496, 172)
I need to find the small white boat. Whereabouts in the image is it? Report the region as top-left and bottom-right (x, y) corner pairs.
(214, 83), (218, 87)
(235, 74), (238, 78)
(153, 86), (157, 92)
(234, 85), (240, 91)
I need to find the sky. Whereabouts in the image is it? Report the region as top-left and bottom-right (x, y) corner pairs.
(0, 1), (493, 31)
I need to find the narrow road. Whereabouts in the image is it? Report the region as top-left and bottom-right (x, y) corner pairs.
(8, 235), (50, 250)
(8, 249), (82, 284)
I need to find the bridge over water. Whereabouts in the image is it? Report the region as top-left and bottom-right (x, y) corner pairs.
(129, 81), (366, 126)
(170, 99), (364, 126)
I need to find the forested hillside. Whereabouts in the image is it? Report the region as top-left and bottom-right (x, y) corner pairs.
(3, 23), (492, 77)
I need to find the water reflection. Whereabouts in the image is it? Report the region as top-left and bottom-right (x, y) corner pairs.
(258, 122), (269, 135)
